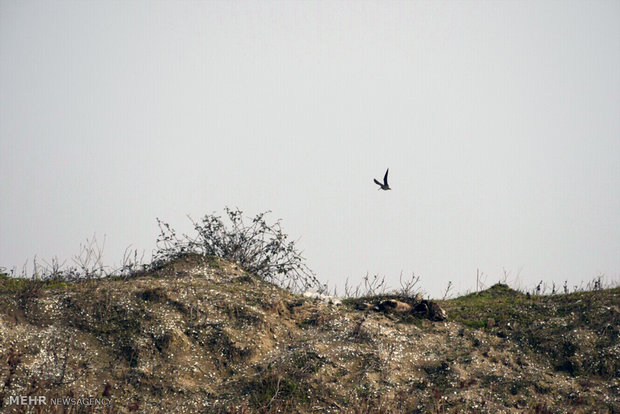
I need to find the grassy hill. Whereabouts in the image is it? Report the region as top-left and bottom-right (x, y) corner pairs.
(0, 255), (618, 413)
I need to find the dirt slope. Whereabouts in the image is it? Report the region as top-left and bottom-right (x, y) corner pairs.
(0, 255), (618, 413)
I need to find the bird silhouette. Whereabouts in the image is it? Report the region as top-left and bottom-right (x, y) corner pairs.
(373, 168), (391, 190)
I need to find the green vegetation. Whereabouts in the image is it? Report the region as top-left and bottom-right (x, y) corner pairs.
(0, 272), (72, 293)
(441, 283), (620, 378)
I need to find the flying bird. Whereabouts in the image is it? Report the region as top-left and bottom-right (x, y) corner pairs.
(373, 168), (391, 190)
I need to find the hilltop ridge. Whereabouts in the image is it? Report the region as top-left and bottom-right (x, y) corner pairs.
(0, 255), (618, 413)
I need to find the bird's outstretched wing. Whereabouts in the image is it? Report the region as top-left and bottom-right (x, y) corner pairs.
(383, 168), (389, 185)
(373, 178), (382, 186)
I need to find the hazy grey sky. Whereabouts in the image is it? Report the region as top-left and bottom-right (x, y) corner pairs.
(1, 1), (619, 297)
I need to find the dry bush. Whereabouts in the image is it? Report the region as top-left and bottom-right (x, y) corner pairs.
(151, 208), (320, 292)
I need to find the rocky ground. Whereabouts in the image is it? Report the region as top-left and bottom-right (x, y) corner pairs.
(0, 254), (618, 413)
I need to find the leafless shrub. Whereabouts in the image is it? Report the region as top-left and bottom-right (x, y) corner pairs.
(358, 273), (386, 297)
(41, 256), (66, 279)
(27, 235), (111, 281)
(524, 274), (620, 296)
(398, 271), (422, 298)
(500, 267), (510, 284)
(442, 281), (453, 300)
(4, 235), (144, 282)
(344, 277), (360, 298)
(4, 209), (319, 290)
(151, 208), (321, 292)
(70, 235), (108, 279)
(119, 246), (145, 279)
(499, 266), (523, 290)
(476, 269), (488, 293)
(345, 271), (425, 299)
